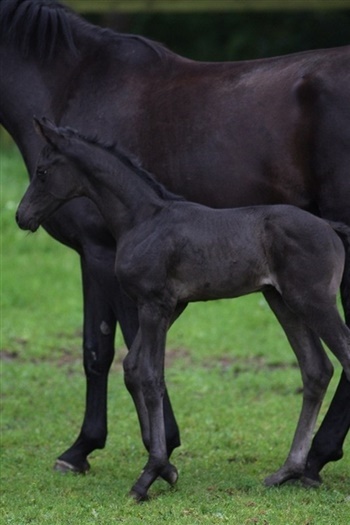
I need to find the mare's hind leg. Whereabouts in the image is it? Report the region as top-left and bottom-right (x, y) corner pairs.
(263, 288), (334, 486)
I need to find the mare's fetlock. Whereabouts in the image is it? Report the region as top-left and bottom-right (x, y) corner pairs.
(54, 457), (90, 474)
(79, 427), (107, 451)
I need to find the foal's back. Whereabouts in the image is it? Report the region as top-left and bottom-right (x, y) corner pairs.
(116, 203), (345, 305)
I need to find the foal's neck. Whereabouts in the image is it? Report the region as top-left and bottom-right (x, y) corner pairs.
(82, 147), (164, 238)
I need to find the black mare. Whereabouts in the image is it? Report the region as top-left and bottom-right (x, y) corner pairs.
(1, 0), (349, 484)
(16, 119), (350, 500)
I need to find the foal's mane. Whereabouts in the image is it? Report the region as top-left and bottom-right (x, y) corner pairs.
(49, 126), (184, 203)
(0, 0), (173, 61)
(111, 144), (184, 203)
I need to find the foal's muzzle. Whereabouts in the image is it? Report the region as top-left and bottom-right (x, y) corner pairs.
(15, 209), (39, 232)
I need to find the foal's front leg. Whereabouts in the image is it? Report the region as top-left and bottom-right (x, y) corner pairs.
(124, 304), (187, 457)
(129, 302), (178, 501)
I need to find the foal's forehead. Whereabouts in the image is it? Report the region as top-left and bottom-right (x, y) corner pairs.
(38, 144), (59, 163)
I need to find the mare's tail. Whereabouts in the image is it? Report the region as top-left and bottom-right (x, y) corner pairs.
(328, 220), (350, 324)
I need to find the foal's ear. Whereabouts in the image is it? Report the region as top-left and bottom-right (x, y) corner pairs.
(33, 116), (69, 151)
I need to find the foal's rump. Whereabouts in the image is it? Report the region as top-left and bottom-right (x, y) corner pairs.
(261, 206), (346, 295)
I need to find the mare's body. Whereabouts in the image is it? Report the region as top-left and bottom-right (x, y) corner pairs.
(16, 120), (350, 500)
(1, 0), (349, 483)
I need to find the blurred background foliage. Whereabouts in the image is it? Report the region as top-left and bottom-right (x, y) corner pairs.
(86, 9), (350, 61)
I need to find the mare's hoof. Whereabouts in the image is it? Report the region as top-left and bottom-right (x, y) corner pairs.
(54, 458), (90, 474)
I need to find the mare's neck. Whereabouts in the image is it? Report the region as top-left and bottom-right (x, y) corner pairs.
(82, 148), (164, 239)
(0, 46), (79, 174)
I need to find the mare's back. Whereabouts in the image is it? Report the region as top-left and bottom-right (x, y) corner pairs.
(66, 41), (350, 210)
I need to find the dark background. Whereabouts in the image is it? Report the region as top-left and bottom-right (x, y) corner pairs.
(87, 10), (350, 60)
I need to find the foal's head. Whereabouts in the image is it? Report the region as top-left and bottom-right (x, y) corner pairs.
(16, 117), (87, 231)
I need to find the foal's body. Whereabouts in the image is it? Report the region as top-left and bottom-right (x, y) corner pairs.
(118, 203), (341, 303)
(17, 120), (350, 500)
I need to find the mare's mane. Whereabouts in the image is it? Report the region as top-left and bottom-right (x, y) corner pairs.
(0, 0), (173, 61)
(45, 125), (184, 202)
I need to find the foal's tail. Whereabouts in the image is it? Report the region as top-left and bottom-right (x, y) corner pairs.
(328, 220), (350, 325)
(328, 221), (350, 243)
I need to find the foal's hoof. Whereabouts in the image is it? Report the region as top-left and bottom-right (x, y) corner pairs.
(161, 463), (178, 486)
(300, 474), (322, 488)
(129, 462), (179, 502)
(54, 458), (90, 474)
(264, 466), (302, 487)
(129, 489), (149, 503)
(301, 463), (323, 487)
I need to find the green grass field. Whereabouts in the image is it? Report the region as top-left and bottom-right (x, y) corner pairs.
(1, 145), (349, 524)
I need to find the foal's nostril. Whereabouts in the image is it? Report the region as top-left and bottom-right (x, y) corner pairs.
(15, 209), (27, 229)
(15, 210), (24, 227)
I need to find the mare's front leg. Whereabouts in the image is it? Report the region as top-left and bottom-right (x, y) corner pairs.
(129, 302), (178, 501)
(263, 289), (334, 486)
(55, 257), (118, 473)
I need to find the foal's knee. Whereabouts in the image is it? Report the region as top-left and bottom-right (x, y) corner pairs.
(123, 353), (139, 392)
(303, 360), (334, 398)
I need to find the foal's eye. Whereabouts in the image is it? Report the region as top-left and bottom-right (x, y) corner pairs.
(37, 169), (48, 181)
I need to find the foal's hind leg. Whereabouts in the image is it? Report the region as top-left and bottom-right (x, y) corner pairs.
(263, 289), (334, 486)
(304, 269), (350, 484)
(300, 305), (350, 382)
(303, 369), (350, 485)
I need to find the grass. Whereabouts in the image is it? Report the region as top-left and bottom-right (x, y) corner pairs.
(1, 145), (349, 524)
